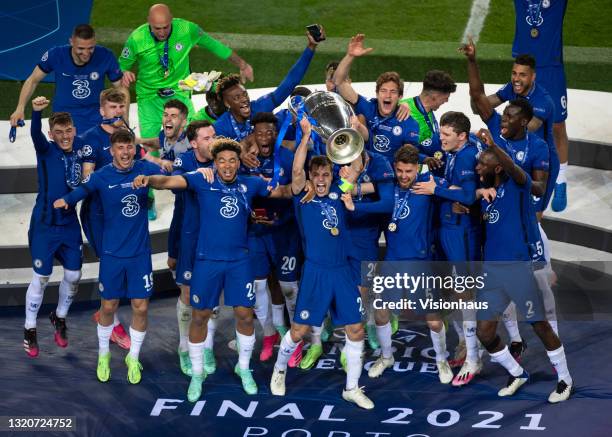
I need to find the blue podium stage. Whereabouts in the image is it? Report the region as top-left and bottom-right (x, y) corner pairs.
(1, 296), (610, 436)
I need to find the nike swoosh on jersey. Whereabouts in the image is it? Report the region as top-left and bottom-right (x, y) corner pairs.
(103, 146), (111, 150)
(62, 72), (72, 77)
(108, 184), (119, 189)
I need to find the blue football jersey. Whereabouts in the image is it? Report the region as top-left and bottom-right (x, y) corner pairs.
(482, 174), (540, 261)
(274, 108), (297, 141)
(435, 141), (481, 227)
(30, 110), (84, 226)
(171, 150), (214, 234)
(355, 173), (434, 261)
(242, 146), (295, 231)
(214, 48), (314, 140)
(355, 95), (420, 162)
(486, 112), (549, 175)
(63, 160), (162, 257)
(347, 151), (395, 237)
(513, 0), (567, 67)
(494, 83), (560, 210)
(184, 173), (270, 261)
(80, 126), (143, 169)
(37, 45), (123, 132)
(495, 82), (556, 146)
(293, 185), (353, 267)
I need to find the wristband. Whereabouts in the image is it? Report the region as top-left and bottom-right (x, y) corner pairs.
(338, 178), (354, 193)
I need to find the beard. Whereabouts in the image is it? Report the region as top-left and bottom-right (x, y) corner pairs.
(481, 172), (496, 188)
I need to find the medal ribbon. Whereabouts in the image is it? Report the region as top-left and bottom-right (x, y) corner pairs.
(230, 113), (251, 141)
(506, 133), (530, 166)
(268, 109), (293, 189)
(391, 186), (410, 223)
(414, 96), (439, 136)
(313, 198), (337, 230)
(63, 150), (81, 189)
(101, 116), (136, 136)
(9, 119), (25, 143)
(444, 141), (468, 181)
(294, 97), (324, 155)
(219, 180), (253, 215)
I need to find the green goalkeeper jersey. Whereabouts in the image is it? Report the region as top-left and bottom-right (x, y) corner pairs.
(119, 18), (232, 99)
(400, 96), (436, 146)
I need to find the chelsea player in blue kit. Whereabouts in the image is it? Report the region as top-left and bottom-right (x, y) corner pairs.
(465, 39), (562, 358)
(135, 138), (291, 401)
(240, 113), (301, 363)
(485, 54), (560, 215)
(214, 31), (323, 141)
(10, 25), (126, 134)
(23, 97), (84, 358)
(140, 100), (191, 267)
(413, 112), (484, 386)
(80, 88), (159, 351)
(513, 0), (569, 211)
(55, 130), (163, 385)
(343, 145), (454, 385)
(473, 129), (573, 403)
(333, 34), (420, 165)
(477, 51), (562, 339)
(171, 121), (217, 377)
(81, 88), (144, 256)
(269, 118), (375, 410)
(139, 99), (191, 221)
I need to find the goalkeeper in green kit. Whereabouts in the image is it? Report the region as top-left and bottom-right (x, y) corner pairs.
(120, 3), (253, 219)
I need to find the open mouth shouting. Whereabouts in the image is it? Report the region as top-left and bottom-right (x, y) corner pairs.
(380, 99), (395, 116)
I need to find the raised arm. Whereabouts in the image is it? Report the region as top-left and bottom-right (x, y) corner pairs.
(11, 67), (47, 127)
(471, 94), (503, 114)
(227, 52), (254, 83)
(267, 32), (321, 108)
(460, 38), (494, 122)
(291, 117), (312, 195)
(477, 129), (527, 185)
(334, 34), (373, 105)
(30, 96), (51, 154)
